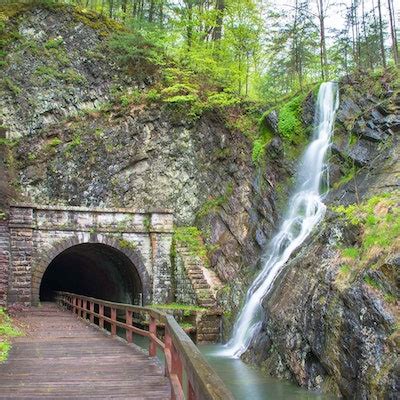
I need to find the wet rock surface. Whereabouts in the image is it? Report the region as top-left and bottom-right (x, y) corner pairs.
(243, 80), (400, 399)
(1, 6), (399, 399)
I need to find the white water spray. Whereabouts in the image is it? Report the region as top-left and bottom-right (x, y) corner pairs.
(222, 82), (339, 358)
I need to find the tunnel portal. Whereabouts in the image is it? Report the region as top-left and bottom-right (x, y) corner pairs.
(39, 243), (142, 304)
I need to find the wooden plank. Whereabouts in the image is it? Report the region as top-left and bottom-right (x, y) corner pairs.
(0, 303), (170, 400)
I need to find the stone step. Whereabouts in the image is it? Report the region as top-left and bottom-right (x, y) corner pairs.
(198, 301), (216, 308)
(192, 283), (209, 290)
(198, 327), (220, 334)
(190, 278), (207, 284)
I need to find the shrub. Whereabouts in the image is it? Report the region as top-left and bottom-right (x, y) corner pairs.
(106, 32), (164, 77)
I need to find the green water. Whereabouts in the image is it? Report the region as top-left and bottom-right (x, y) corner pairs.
(128, 333), (325, 400)
(198, 344), (325, 400)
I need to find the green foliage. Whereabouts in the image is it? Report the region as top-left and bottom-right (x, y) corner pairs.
(143, 215), (151, 231)
(196, 183), (233, 219)
(333, 192), (400, 297)
(119, 90), (141, 107)
(34, 66), (85, 84)
(0, 308), (21, 363)
(179, 322), (195, 330)
(118, 239), (136, 251)
(44, 37), (63, 49)
(66, 134), (81, 150)
(174, 226), (207, 259)
(252, 114), (274, 163)
(149, 303), (206, 312)
(3, 77), (21, 96)
(363, 275), (381, 290)
(333, 165), (357, 189)
(277, 92), (306, 140)
(46, 137), (62, 149)
(342, 247), (360, 259)
(145, 88), (161, 102)
(207, 92), (240, 108)
(106, 32), (164, 77)
(0, 137), (19, 147)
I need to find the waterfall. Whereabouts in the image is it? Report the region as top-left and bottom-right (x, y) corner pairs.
(221, 82), (339, 358)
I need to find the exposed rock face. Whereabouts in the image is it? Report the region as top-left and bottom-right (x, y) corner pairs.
(243, 78), (400, 399)
(1, 5), (288, 318)
(2, 6), (399, 399)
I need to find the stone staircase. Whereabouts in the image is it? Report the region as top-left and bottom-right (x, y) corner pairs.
(175, 243), (219, 308)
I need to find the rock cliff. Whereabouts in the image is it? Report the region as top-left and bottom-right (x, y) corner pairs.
(1, 4), (399, 399)
(243, 75), (400, 399)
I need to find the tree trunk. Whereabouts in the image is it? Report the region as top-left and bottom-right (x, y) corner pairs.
(377, 0), (387, 68)
(387, 0), (399, 65)
(212, 0), (225, 41)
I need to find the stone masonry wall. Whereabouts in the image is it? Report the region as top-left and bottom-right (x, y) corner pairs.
(8, 207), (34, 306)
(6, 204), (174, 306)
(0, 221), (10, 308)
(175, 252), (197, 305)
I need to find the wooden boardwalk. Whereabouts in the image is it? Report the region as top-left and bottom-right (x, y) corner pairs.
(0, 303), (170, 399)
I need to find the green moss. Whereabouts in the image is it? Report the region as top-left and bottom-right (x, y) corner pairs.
(207, 92), (240, 108)
(143, 216), (151, 231)
(66, 134), (81, 150)
(196, 183), (233, 219)
(0, 308), (22, 363)
(179, 322), (195, 330)
(277, 92), (307, 140)
(118, 239), (136, 251)
(364, 275), (381, 290)
(333, 165), (357, 189)
(46, 137), (62, 149)
(44, 37), (63, 49)
(3, 77), (21, 96)
(342, 247), (360, 259)
(149, 303), (206, 312)
(174, 226), (207, 259)
(252, 116), (273, 164)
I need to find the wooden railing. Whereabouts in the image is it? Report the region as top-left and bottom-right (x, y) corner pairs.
(55, 291), (234, 400)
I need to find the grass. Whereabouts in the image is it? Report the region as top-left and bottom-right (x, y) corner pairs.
(333, 191), (400, 297)
(0, 308), (22, 362)
(342, 247), (360, 259)
(149, 303), (206, 312)
(196, 183), (233, 219)
(174, 226), (207, 259)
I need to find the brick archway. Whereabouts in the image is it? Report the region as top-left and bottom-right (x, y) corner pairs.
(31, 234), (151, 306)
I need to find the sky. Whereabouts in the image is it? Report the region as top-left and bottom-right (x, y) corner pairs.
(264, 0), (399, 35)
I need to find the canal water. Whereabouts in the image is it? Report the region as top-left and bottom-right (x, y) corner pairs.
(129, 333), (325, 399)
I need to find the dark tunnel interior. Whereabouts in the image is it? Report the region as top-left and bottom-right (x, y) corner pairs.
(39, 243), (143, 304)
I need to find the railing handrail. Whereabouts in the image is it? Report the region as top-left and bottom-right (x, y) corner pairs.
(55, 291), (234, 400)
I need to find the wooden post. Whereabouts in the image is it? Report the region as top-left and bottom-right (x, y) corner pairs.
(164, 328), (172, 377)
(72, 296), (76, 314)
(111, 307), (117, 336)
(188, 381), (196, 400)
(149, 316), (157, 357)
(172, 343), (183, 385)
(126, 310), (133, 343)
(99, 304), (104, 329)
(89, 301), (94, 323)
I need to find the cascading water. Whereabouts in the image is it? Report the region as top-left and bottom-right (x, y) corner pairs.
(222, 82), (339, 358)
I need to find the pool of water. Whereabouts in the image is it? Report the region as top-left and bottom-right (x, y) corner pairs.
(198, 344), (325, 400)
(128, 332), (325, 400)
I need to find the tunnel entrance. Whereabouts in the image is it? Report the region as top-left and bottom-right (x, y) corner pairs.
(39, 243), (143, 305)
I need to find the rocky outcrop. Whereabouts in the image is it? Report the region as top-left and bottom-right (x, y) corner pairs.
(243, 75), (400, 399)
(1, 5), (290, 320)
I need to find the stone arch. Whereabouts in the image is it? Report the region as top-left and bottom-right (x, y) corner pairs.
(31, 234), (151, 306)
